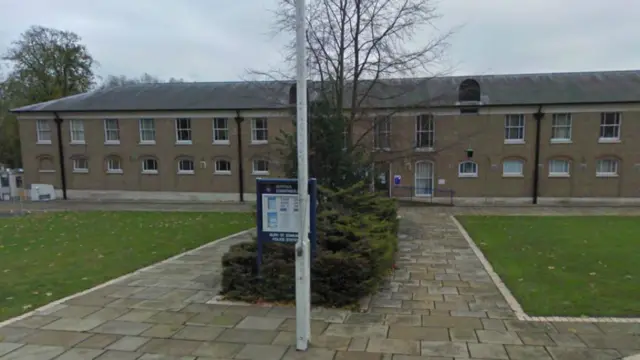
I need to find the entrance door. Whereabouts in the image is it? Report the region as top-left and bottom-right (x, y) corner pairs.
(373, 162), (391, 197)
(415, 161), (434, 196)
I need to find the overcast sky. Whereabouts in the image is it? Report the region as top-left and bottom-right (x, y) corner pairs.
(0, 0), (638, 82)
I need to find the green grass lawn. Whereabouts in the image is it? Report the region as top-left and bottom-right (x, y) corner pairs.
(0, 211), (253, 321)
(457, 215), (640, 317)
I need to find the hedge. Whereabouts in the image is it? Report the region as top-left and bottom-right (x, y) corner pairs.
(221, 181), (399, 307)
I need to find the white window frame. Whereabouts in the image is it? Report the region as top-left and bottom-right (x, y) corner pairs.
(175, 118), (193, 144)
(106, 157), (123, 174)
(504, 114), (525, 144)
(548, 159), (570, 177)
(139, 118), (156, 144)
(599, 112), (621, 143)
(458, 161), (478, 178)
(416, 114), (434, 150)
(251, 118), (268, 144)
(69, 119), (85, 144)
(72, 158), (89, 173)
(414, 161), (434, 197)
(373, 116), (391, 150)
(36, 120), (52, 144)
(502, 159), (524, 177)
(213, 118), (230, 144)
(141, 158), (158, 174)
(177, 159), (195, 174)
(214, 159), (232, 175)
(551, 113), (572, 143)
(596, 158), (619, 177)
(103, 119), (120, 144)
(252, 159), (269, 175)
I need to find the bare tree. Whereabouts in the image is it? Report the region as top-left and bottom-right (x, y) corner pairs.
(97, 73), (185, 90)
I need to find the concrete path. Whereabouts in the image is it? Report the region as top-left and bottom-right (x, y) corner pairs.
(0, 207), (639, 359)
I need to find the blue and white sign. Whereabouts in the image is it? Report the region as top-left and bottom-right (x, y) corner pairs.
(256, 178), (317, 271)
(393, 175), (402, 185)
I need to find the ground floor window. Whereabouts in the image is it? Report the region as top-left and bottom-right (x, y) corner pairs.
(415, 161), (434, 196)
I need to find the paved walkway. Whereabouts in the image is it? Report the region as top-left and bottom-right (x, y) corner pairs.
(0, 207), (639, 359)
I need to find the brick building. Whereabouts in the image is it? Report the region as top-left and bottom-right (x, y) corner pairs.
(11, 70), (640, 204)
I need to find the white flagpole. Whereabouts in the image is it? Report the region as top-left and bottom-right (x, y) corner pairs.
(294, 0), (311, 351)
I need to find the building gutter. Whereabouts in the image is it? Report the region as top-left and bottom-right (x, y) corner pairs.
(234, 111), (245, 202)
(532, 105), (544, 205)
(53, 112), (68, 200)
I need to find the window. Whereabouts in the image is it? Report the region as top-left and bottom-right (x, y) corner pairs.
(251, 118), (268, 143)
(178, 159), (195, 174)
(551, 114), (572, 142)
(72, 158), (89, 173)
(139, 119), (156, 143)
(176, 118), (192, 143)
(504, 114), (525, 143)
(342, 128), (348, 150)
(416, 114), (434, 149)
(104, 119), (120, 144)
(36, 120), (52, 144)
(213, 118), (229, 144)
(458, 161), (478, 177)
(548, 159), (570, 177)
(373, 116), (391, 150)
(69, 120), (85, 144)
(141, 158), (158, 174)
(215, 159), (232, 174)
(596, 159), (619, 177)
(414, 161), (434, 196)
(38, 156), (55, 173)
(599, 112), (621, 141)
(106, 157), (122, 174)
(503, 159), (524, 177)
(252, 159), (269, 174)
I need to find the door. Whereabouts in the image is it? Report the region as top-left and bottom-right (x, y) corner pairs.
(415, 161), (434, 196)
(373, 162), (391, 197)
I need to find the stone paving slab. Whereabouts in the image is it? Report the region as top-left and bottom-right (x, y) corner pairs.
(1, 207), (640, 359)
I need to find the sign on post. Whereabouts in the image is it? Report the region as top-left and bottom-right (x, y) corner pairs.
(255, 178), (317, 271)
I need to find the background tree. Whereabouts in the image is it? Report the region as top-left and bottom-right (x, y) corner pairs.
(267, 0), (453, 189)
(97, 73), (185, 89)
(0, 25), (96, 167)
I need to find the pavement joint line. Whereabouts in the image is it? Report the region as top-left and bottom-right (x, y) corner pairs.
(0, 227), (255, 329)
(450, 215), (640, 324)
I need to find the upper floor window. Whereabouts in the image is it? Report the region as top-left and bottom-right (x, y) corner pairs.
(458, 161), (478, 178)
(251, 118), (268, 143)
(141, 158), (158, 174)
(373, 116), (391, 150)
(36, 120), (52, 144)
(104, 119), (120, 144)
(548, 159), (570, 177)
(596, 158), (619, 177)
(176, 118), (192, 144)
(214, 159), (232, 174)
(599, 112), (621, 142)
(504, 114), (525, 143)
(213, 118), (229, 144)
(252, 158), (269, 175)
(551, 114), (571, 142)
(72, 157), (89, 173)
(177, 158), (195, 174)
(416, 114), (434, 150)
(503, 159), (524, 177)
(139, 119), (156, 144)
(69, 119), (85, 144)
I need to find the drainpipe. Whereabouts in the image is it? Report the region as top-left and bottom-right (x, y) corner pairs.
(532, 105), (544, 205)
(53, 112), (68, 200)
(235, 111), (245, 202)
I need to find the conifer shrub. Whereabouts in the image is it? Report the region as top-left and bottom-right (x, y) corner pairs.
(220, 181), (399, 307)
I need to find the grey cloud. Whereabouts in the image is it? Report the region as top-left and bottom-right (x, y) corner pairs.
(0, 0), (638, 81)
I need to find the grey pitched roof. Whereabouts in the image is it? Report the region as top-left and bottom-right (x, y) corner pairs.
(10, 70), (640, 113)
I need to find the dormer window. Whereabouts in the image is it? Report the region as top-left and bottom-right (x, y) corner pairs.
(457, 78), (482, 114)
